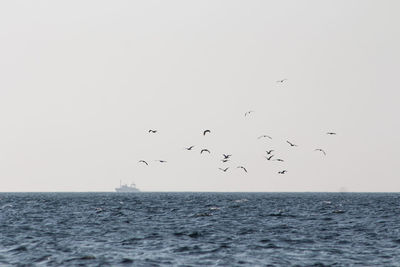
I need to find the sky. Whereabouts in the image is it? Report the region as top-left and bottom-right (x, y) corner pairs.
(0, 0), (399, 192)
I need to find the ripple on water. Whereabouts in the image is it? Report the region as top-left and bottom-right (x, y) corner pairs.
(1, 192), (400, 266)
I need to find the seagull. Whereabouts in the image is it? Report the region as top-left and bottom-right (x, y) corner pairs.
(200, 149), (211, 154)
(327, 132), (337, 135)
(138, 160), (148, 166)
(286, 140), (298, 147)
(278, 170), (287, 174)
(222, 154), (232, 159)
(244, 111), (254, 117)
(266, 150), (274, 155)
(258, 135), (272, 140)
(221, 159), (230, 163)
(276, 79), (287, 83)
(185, 146), (195, 150)
(274, 159), (284, 162)
(148, 130), (157, 133)
(203, 130), (211, 136)
(219, 167), (229, 172)
(314, 149), (326, 156)
(155, 160), (167, 163)
(237, 166), (248, 173)
(265, 155), (274, 161)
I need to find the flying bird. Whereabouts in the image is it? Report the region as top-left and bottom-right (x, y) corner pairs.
(222, 154), (232, 159)
(327, 132), (337, 135)
(203, 130), (211, 136)
(258, 135), (272, 140)
(276, 79), (287, 83)
(266, 150), (274, 155)
(138, 160), (148, 166)
(237, 166), (248, 173)
(200, 149), (211, 154)
(244, 111), (254, 117)
(278, 170), (287, 174)
(219, 167), (229, 172)
(265, 155), (274, 161)
(286, 140), (298, 147)
(221, 159), (230, 163)
(155, 160), (167, 163)
(148, 130), (157, 133)
(185, 146), (195, 150)
(274, 159), (284, 162)
(314, 149), (326, 156)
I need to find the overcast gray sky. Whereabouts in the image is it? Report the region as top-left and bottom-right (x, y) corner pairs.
(1, 0), (399, 192)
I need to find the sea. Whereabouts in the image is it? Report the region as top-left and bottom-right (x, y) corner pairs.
(1, 192), (400, 266)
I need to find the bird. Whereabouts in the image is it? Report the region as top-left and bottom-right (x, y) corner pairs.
(237, 166), (248, 173)
(219, 167), (229, 172)
(222, 154), (232, 159)
(278, 170), (287, 174)
(185, 146), (195, 150)
(138, 160), (148, 166)
(258, 135), (272, 140)
(244, 111), (254, 117)
(274, 159), (284, 162)
(203, 130), (211, 136)
(155, 160), (167, 163)
(148, 130), (157, 133)
(221, 159), (229, 163)
(265, 155), (274, 161)
(266, 150), (274, 155)
(286, 140), (298, 147)
(327, 132), (337, 135)
(314, 149), (326, 156)
(276, 79), (287, 83)
(200, 149), (211, 154)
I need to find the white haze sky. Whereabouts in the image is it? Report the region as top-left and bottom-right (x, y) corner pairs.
(1, 1), (399, 192)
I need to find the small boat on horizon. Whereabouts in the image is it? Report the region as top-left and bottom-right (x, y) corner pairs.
(115, 181), (140, 193)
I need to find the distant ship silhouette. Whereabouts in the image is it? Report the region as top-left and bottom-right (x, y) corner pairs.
(115, 181), (140, 192)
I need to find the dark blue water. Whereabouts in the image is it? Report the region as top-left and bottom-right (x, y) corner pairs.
(1, 193), (400, 266)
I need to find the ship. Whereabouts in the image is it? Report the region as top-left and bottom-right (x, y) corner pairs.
(115, 181), (140, 192)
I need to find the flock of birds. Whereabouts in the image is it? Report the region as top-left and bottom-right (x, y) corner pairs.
(137, 79), (337, 175)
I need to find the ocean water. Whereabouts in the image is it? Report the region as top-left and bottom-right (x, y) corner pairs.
(1, 193), (400, 266)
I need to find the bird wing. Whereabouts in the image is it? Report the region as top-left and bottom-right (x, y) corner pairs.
(287, 141), (297, 146)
